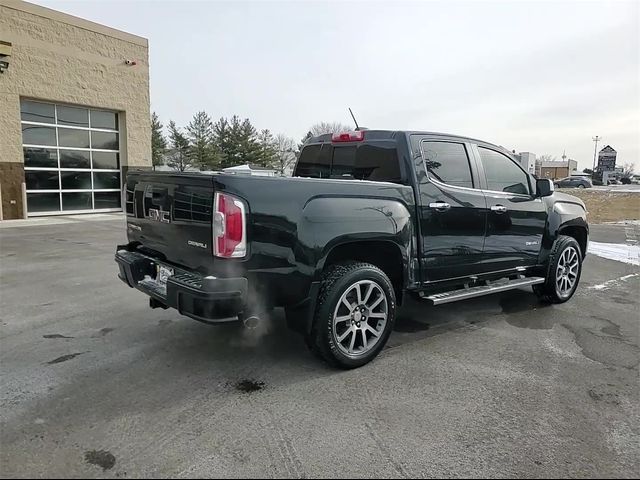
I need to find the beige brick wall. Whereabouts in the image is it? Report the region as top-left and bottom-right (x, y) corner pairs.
(0, 0), (151, 168)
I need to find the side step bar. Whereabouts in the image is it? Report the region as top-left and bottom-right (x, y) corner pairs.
(423, 277), (545, 305)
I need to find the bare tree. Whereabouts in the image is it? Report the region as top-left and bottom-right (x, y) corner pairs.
(537, 154), (557, 163)
(298, 121), (353, 153)
(274, 134), (296, 176)
(308, 121), (352, 136)
(622, 163), (635, 178)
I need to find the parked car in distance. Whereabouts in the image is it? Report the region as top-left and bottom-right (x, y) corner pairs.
(555, 176), (592, 189)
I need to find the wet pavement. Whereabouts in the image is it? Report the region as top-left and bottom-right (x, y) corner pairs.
(1, 216), (638, 478)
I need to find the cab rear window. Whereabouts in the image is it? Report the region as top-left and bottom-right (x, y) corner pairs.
(295, 143), (401, 183)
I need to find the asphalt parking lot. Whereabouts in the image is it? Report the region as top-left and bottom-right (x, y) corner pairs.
(1, 215), (638, 478)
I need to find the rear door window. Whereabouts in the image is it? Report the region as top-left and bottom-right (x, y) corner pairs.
(420, 141), (474, 188)
(333, 144), (402, 182)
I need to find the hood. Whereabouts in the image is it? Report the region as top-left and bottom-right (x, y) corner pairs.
(551, 191), (586, 210)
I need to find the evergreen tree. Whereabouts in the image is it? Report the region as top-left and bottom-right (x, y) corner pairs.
(255, 129), (277, 168)
(214, 116), (262, 168)
(151, 112), (166, 170)
(186, 111), (218, 170)
(297, 131), (313, 157)
(167, 121), (192, 172)
(213, 116), (235, 169)
(237, 117), (262, 165)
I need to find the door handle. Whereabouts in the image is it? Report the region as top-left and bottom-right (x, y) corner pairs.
(491, 205), (508, 214)
(429, 202), (451, 211)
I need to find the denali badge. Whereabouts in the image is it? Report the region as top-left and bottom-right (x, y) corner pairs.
(148, 208), (170, 223)
(188, 240), (208, 249)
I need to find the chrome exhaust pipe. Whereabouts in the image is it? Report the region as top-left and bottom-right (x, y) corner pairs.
(242, 315), (260, 330)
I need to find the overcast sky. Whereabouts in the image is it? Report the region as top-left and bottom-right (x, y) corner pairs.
(38, 0), (639, 171)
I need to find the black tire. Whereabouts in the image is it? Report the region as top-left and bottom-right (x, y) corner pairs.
(578, 184), (585, 189)
(306, 262), (396, 369)
(534, 235), (583, 303)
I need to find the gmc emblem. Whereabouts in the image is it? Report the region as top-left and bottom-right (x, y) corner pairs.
(148, 208), (170, 223)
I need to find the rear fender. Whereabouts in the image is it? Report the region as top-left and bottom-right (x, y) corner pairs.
(306, 196), (417, 288)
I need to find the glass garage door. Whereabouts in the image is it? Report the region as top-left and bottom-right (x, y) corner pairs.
(20, 99), (122, 215)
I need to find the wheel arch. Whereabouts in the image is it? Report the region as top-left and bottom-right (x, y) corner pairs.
(319, 239), (407, 305)
(558, 224), (588, 258)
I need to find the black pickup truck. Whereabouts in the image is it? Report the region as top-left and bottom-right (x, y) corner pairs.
(116, 130), (588, 368)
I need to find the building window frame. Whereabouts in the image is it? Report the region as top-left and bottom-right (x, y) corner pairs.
(21, 99), (122, 216)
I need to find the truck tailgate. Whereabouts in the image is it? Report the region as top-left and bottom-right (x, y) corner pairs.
(124, 172), (215, 273)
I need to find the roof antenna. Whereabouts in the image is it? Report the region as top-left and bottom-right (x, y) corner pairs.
(348, 107), (360, 131)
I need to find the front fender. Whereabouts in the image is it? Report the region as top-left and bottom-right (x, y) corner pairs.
(539, 194), (588, 264)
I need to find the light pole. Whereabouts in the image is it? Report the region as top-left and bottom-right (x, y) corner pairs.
(592, 136), (602, 173)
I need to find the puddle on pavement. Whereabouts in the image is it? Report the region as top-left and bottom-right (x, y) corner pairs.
(84, 450), (116, 471)
(235, 379), (265, 393)
(611, 296), (634, 305)
(588, 385), (621, 406)
(499, 291), (542, 314)
(505, 316), (557, 330)
(600, 323), (622, 337)
(394, 318), (430, 333)
(564, 324), (639, 369)
(92, 328), (115, 338)
(45, 352), (86, 365)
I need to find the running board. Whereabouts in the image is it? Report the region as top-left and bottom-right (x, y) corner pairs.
(423, 277), (545, 305)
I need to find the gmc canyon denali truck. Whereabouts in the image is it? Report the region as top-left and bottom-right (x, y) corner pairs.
(116, 130), (588, 368)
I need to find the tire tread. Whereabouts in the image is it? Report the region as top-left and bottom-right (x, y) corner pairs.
(307, 262), (393, 368)
(534, 235), (582, 304)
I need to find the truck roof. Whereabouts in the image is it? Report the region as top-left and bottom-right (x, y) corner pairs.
(307, 129), (515, 157)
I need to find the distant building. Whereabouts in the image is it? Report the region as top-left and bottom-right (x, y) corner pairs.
(597, 145), (617, 172)
(513, 152), (536, 174)
(537, 160), (578, 180)
(222, 164), (277, 176)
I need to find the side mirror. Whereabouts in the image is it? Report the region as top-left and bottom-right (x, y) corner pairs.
(536, 178), (554, 197)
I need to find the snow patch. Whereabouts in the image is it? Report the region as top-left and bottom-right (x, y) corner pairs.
(588, 241), (640, 266)
(604, 220), (640, 226)
(589, 273), (640, 291)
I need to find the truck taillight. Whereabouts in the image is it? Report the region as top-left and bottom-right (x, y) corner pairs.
(331, 130), (365, 142)
(213, 192), (247, 258)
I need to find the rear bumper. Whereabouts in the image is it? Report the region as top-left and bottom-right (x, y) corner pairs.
(115, 247), (248, 323)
